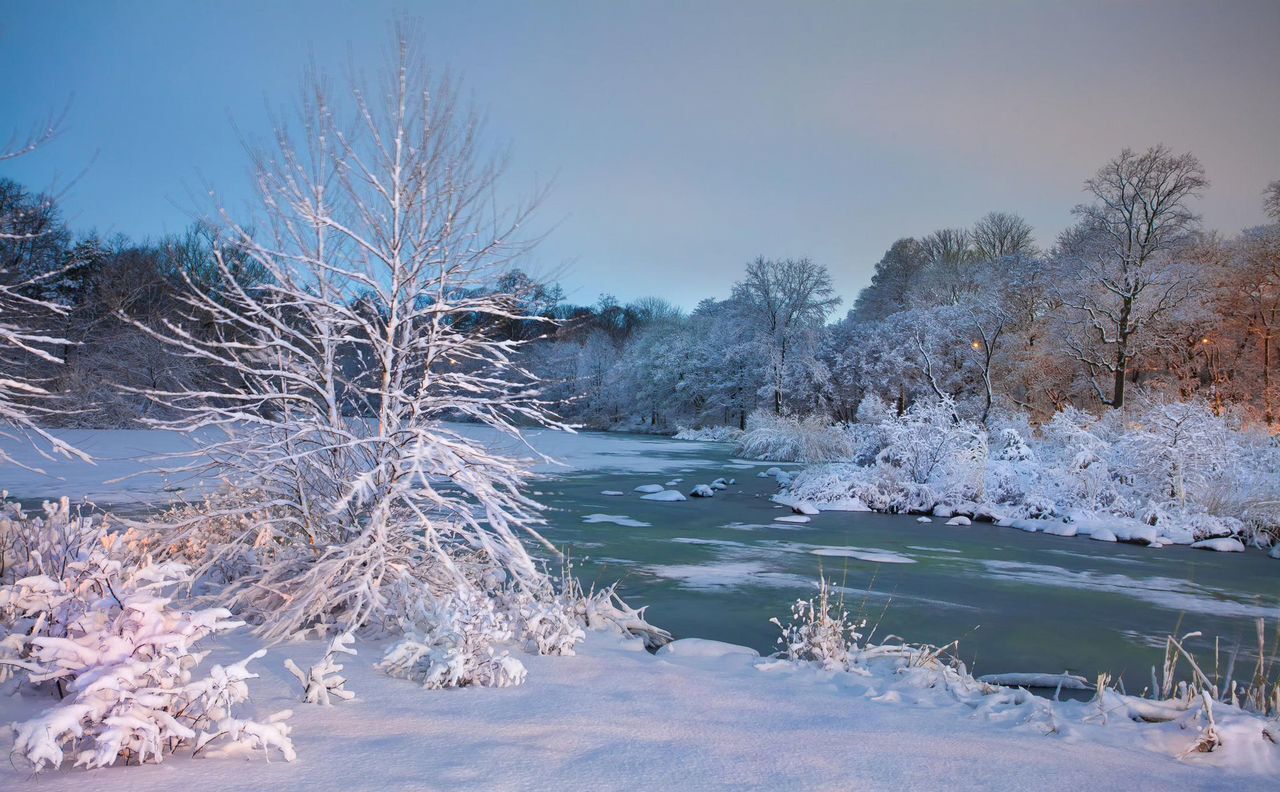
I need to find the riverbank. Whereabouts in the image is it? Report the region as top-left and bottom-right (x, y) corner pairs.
(1, 627), (1275, 790)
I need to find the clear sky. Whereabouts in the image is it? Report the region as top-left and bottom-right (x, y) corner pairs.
(2, 0), (1278, 309)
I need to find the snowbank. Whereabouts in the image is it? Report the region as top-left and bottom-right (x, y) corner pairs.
(779, 400), (1280, 556)
(2, 629), (1271, 790)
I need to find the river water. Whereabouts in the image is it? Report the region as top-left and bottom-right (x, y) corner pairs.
(532, 432), (1279, 691)
(9, 425), (1276, 691)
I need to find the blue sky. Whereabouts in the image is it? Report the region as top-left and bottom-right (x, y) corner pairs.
(2, 0), (1278, 309)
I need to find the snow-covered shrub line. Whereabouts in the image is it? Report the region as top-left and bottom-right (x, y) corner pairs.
(781, 398), (1280, 550)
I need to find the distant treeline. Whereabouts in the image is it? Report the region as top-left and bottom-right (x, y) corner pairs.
(2, 145), (1278, 432)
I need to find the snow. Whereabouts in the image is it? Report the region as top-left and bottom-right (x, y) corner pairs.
(1190, 537), (1246, 553)
(655, 638), (759, 659)
(815, 497), (871, 512)
(4, 423), (1277, 787)
(916, 516), (932, 523)
(689, 484), (715, 497)
(771, 494), (819, 514)
(582, 514), (652, 528)
(640, 489), (687, 502)
(774, 515), (811, 524)
(0, 428), (208, 503)
(977, 672), (1092, 690)
(600, 490), (625, 496)
(633, 484), (666, 493)
(809, 547), (916, 565)
(777, 400), (1279, 555)
(945, 516), (971, 526)
(3, 630), (1271, 790)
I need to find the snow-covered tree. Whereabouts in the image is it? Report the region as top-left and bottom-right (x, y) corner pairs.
(1057, 145), (1208, 409)
(131, 27), (565, 641)
(851, 237), (928, 322)
(731, 257), (840, 415)
(0, 117), (87, 467)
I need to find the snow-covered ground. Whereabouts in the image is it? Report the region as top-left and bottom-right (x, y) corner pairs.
(2, 628), (1272, 790)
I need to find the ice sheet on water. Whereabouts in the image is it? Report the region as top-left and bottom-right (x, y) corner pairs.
(670, 537), (750, 548)
(809, 546), (916, 564)
(978, 559), (1280, 620)
(644, 561), (809, 590)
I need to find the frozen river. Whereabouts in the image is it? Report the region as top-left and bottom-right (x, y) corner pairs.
(5, 424), (1277, 691)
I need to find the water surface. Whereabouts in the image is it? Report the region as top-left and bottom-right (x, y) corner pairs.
(536, 434), (1279, 690)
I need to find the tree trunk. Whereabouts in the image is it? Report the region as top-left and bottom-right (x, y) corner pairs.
(1264, 332), (1273, 425)
(1111, 297), (1133, 409)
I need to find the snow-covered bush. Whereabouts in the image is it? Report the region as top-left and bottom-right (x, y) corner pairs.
(673, 425), (745, 443)
(1117, 401), (1234, 509)
(285, 631), (356, 706)
(1038, 406), (1125, 513)
(1, 496), (99, 583)
(118, 491), (277, 589)
(502, 583), (586, 657)
(737, 410), (855, 463)
(379, 589), (528, 689)
(876, 398), (984, 487)
(770, 577), (865, 671)
(1, 551), (293, 770)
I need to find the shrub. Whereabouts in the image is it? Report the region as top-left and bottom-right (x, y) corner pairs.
(737, 410), (855, 463)
(1, 550), (292, 771)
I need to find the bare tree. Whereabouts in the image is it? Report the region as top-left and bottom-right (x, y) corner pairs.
(1265, 179), (1280, 223)
(971, 211), (1036, 261)
(920, 227), (976, 304)
(732, 257), (840, 414)
(1059, 145), (1208, 409)
(133, 27), (564, 641)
